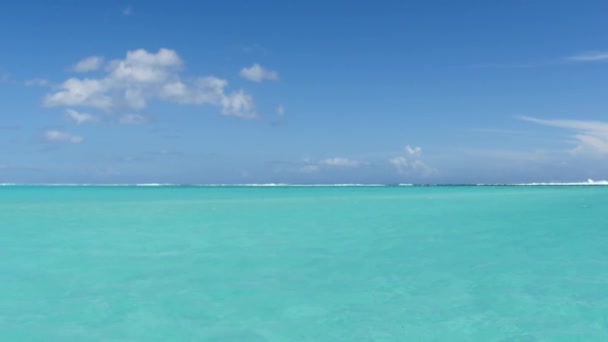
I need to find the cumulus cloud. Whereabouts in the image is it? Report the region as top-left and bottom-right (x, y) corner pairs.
(566, 51), (608, 62)
(520, 116), (608, 155)
(44, 130), (83, 143)
(65, 109), (98, 125)
(389, 145), (436, 176)
(43, 48), (257, 119)
(240, 64), (279, 82)
(44, 78), (111, 109)
(220, 90), (256, 118)
(72, 56), (104, 72)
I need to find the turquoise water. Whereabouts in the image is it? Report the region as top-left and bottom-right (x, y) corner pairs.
(2, 186), (608, 341)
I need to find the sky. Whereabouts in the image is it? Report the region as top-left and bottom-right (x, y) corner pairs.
(1, 0), (608, 184)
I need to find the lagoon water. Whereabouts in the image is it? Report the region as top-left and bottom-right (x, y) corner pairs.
(2, 186), (608, 341)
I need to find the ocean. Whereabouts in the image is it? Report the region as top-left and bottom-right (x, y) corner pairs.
(1, 185), (608, 341)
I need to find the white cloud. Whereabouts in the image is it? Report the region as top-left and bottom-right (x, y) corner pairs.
(43, 48), (257, 119)
(221, 90), (256, 118)
(119, 113), (148, 125)
(389, 145), (436, 176)
(566, 51), (608, 62)
(405, 145), (422, 157)
(72, 56), (104, 72)
(44, 130), (83, 143)
(106, 48), (182, 83)
(276, 104), (285, 116)
(160, 77), (225, 104)
(240, 64), (279, 82)
(45, 78), (111, 109)
(25, 78), (50, 87)
(520, 116), (608, 155)
(65, 109), (98, 125)
(159, 78), (256, 119)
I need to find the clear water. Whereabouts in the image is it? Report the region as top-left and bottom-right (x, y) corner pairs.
(1, 186), (608, 341)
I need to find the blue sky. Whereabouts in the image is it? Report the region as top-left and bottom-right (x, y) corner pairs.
(1, 0), (608, 184)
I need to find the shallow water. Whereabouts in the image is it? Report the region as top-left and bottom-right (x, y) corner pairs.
(1, 186), (608, 340)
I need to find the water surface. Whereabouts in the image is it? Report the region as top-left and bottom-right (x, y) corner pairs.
(1, 186), (608, 340)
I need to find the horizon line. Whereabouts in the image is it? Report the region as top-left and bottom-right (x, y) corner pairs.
(1, 180), (608, 187)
